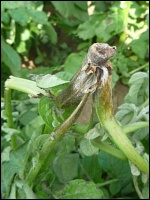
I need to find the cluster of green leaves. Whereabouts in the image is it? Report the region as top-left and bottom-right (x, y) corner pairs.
(1, 1), (149, 199)
(2, 72), (149, 199)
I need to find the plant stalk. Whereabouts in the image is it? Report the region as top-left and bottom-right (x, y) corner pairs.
(4, 88), (17, 149)
(91, 139), (127, 160)
(122, 122), (149, 134)
(94, 76), (149, 174)
(26, 93), (89, 186)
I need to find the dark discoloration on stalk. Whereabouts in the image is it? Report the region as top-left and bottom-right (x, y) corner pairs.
(54, 43), (116, 108)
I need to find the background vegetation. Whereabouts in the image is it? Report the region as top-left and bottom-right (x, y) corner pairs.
(1, 1), (149, 199)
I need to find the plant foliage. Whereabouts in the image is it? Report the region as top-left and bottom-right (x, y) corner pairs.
(1, 1), (149, 199)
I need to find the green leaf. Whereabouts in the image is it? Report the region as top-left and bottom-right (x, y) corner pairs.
(64, 52), (87, 75)
(2, 126), (20, 142)
(52, 153), (79, 183)
(130, 39), (147, 59)
(115, 103), (138, 125)
(55, 179), (103, 199)
(84, 123), (105, 140)
(125, 72), (148, 106)
(38, 97), (54, 128)
(142, 184), (149, 199)
(52, 1), (74, 18)
(36, 74), (69, 89)
(1, 142), (28, 197)
(19, 110), (38, 126)
(71, 2), (88, 21)
(1, 146), (11, 163)
(1, 11), (10, 23)
(52, 1), (88, 21)
(80, 155), (102, 183)
(9, 8), (30, 25)
(43, 24), (57, 44)
(55, 135), (75, 155)
(98, 152), (132, 186)
(5, 76), (48, 96)
(1, 38), (21, 75)
(33, 134), (49, 151)
(80, 138), (99, 156)
(28, 10), (48, 24)
(98, 152), (133, 195)
(55, 71), (73, 81)
(109, 181), (121, 196)
(74, 2), (87, 11)
(1, 1), (32, 10)
(95, 8), (126, 41)
(77, 14), (103, 40)
(15, 180), (37, 199)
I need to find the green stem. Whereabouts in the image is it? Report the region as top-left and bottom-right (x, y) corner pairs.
(101, 117), (149, 174)
(5, 76), (48, 96)
(4, 89), (17, 149)
(4, 89), (14, 128)
(129, 63), (148, 75)
(26, 138), (57, 186)
(138, 99), (149, 112)
(97, 178), (119, 187)
(91, 139), (127, 161)
(71, 123), (92, 135)
(122, 122), (149, 134)
(26, 93), (89, 186)
(94, 77), (149, 174)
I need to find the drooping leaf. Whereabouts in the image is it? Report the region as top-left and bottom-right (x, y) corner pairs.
(54, 179), (103, 199)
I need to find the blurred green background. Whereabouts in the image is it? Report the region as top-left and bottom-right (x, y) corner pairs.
(1, 1), (149, 97)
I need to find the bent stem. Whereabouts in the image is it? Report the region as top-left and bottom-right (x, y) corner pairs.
(26, 93), (89, 186)
(94, 76), (149, 174)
